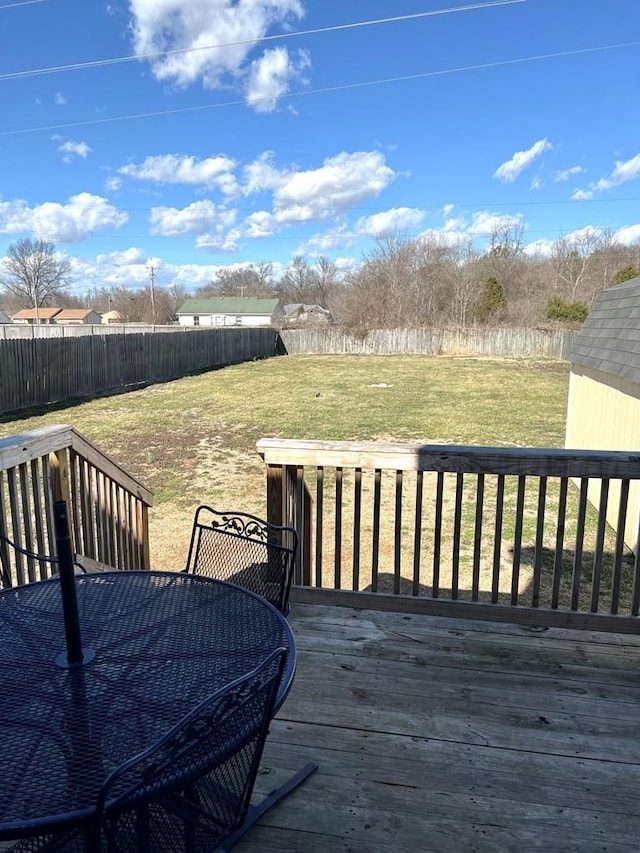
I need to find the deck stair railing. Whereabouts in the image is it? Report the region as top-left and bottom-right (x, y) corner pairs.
(258, 438), (640, 631)
(0, 425), (152, 587)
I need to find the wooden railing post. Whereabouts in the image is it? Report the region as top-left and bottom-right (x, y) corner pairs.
(266, 464), (284, 527)
(49, 448), (73, 553)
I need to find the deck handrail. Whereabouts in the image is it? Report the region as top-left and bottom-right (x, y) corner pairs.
(258, 438), (640, 631)
(0, 425), (152, 586)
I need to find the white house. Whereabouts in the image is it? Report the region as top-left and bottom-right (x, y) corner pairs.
(176, 297), (285, 328)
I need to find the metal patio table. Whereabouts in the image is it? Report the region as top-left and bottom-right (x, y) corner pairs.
(0, 570), (295, 843)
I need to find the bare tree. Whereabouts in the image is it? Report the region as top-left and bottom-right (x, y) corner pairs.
(0, 238), (71, 310)
(447, 239), (482, 327)
(551, 228), (605, 302)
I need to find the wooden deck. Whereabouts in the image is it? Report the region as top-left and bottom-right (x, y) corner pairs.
(240, 597), (640, 852)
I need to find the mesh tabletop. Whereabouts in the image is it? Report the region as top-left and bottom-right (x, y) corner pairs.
(0, 570), (294, 840)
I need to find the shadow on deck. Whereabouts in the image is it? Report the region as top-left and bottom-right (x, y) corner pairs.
(240, 592), (640, 852)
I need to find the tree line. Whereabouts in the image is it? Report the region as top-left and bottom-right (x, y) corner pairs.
(1, 228), (640, 330)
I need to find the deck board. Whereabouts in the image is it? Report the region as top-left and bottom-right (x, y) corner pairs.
(238, 598), (640, 853)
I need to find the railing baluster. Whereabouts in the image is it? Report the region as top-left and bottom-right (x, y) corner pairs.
(452, 473), (463, 600)
(511, 475), (526, 606)
(353, 468), (361, 591)
(0, 472), (11, 586)
(31, 459), (46, 558)
(432, 471), (443, 599)
(491, 474), (505, 604)
(394, 471), (403, 595)
(371, 469), (381, 593)
(413, 471), (423, 597)
(315, 466), (324, 588)
(611, 480), (630, 615)
(571, 478), (589, 611)
(591, 479), (609, 613)
(632, 509), (640, 617)
(334, 467), (343, 590)
(532, 477), (547, 608)
(19, 463), (38, 583)
(551, 477), (568, 610)
(7, 468), (25, 586)
(472, 474), (484, 602)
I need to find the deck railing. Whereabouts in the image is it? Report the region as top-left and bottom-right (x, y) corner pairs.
(258, 438), (640, 631)
(0, 425), (153, 586)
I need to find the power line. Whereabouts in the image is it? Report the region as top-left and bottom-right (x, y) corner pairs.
(1, 39), (636, 138)
(0, 1), (525, 81)
(0, 0), (49, 8)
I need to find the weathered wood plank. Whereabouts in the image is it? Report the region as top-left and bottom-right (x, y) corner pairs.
(233, 602), (640, 852)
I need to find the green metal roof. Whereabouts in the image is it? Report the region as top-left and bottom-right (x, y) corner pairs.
(177, 297), (283, 316)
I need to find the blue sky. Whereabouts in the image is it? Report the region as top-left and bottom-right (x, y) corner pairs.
(1, 0), (639, 295)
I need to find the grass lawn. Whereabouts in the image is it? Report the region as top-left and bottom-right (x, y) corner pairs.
(0, 354), (570, 569)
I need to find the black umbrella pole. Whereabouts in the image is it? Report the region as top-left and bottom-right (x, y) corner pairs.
(53, 500), (85, 667)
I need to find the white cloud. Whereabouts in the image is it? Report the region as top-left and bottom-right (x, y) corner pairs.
(493, 138), (552, 183)
(530, 176), (543, 190)
(466, 211), (525, 236)
(592, 153), (640, 192)
(54, 138), (92, 163)
(571, 153), (640, 200)
(355, 207), (425, 237)
(553, 165), (584, 183)
(272, 151), (397, 223)
(68, 249), (222, 291)
(245, 46), (309, 113)
(416, 228), (468, 248)
(297, 227), (351, 254)
(441, 203), (455, 217)
(149, 200), (237, 237)
(614, 223), (640, 245)
(195, 230), (242, 252)
(128, 0), (304, 100)
(104, 176), (123, 192)
(0, 193), (128, 243)
(119, 154), (237, 194)
(416, 210), (526, 248)
(241, 152), (288, 195)
(242, 210), (277, 238)
(523, 239), (555, 258)
(95, 247), (146, 267)
(54, 92), (67, 105)
(571, 188), (594, 201)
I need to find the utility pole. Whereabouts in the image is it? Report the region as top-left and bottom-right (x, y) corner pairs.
(148, 263), (156, 325)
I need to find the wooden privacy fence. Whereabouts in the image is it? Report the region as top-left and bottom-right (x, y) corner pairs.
(0, 327), (278, 414)
(280, 327), (576, 359)
(0, 425), (153, 587)
(258, 438), (640, 632)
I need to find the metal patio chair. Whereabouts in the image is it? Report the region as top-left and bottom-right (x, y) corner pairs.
(9, 647), (315, 852)
(184, 505), (297, 614)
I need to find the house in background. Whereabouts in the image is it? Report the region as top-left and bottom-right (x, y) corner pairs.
(565, 276), (640, 553)
(101, 310), (124, 324)
(177, 297), (285, 328)
(284, 303), (334, 325)
(11, 308), (61, 325)
(54, 308), (102, 325)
